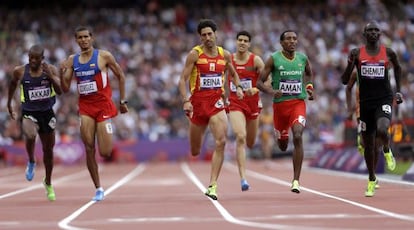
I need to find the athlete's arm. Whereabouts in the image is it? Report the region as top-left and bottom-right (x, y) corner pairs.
(59, 55), (74, 93)
(387, 47), (403, 104)
(179, 49), (198, 115)
(341, 48), (358, 85)
(257, 56), (281, 98)
(43, 63), (62, 95)
(224, 50), (243, 100)
(101, 50), (127, 106)
(346, 72), (357, 120)
(304, 58), (314, 100)
(7, 65), (24, 120)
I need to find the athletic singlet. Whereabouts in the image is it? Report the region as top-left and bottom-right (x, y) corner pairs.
(357, 45), (392, 103)
(271, 51), (308, 103)
(229, 53), (259, 101)
(189, 45), (226, 97)
(20, 65), (56, 111)
(73, 49), (113, 102)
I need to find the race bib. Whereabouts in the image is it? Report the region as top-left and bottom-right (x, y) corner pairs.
(361, 64), (385, 79)
(279, 80), (302, 95)
(28, 88), (51, 101)
(230, 79), (252, 92)
(78, 81), (98, 95)
(200, 73), (223, 89)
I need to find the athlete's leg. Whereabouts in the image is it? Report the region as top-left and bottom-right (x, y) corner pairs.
(208, 110), (228, 186)
(362, 132), (376, 181)
(96, 119), (114, 157)
(291, 123), (305, 181)
(188, 123), (207, 157)
(80, 115), (100, 188)
(39, 132), (55, 185)
(22, 117), (39, 163)
(229, 111), (248, 181)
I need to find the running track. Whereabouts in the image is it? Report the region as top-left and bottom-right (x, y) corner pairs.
(0, 159), (413, 230)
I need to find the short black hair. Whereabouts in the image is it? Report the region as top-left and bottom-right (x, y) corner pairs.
(236, 30), (251, 42)
(197, 19), (218, 34)
(280, 30), (296, 41)
(29, 44), (44, 56)
(74, 26), (92, 37)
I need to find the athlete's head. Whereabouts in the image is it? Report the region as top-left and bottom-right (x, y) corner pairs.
(74, 26), (94, 51)
(28, 44), (44, 69)
(197, 19), (217, 34)
(236, 30), (252, 53)
(363, 21), (381, 43)
(197, 19), (218, 48)
(280, 30), (298, 53)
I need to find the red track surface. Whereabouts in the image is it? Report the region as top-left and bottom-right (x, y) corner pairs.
(0, 159), (413, 230)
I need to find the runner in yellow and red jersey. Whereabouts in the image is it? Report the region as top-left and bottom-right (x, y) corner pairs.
(178, 19), (244, 200)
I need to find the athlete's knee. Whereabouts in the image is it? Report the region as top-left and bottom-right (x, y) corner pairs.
(215, 137), (226, 150)
(246, 141), (255, 149)
(235, 133), (247, 145)
(278, 139), (288, 151)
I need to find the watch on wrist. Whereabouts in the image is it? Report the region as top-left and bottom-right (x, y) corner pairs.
(120, 100), (128, 105)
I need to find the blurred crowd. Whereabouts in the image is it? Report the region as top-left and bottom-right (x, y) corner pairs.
(1, 0), (414, 151)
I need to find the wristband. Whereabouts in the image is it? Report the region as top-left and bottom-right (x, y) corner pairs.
(120, 100), (128, 105)
(237, 85), (243, 90)
(306, 83), (314, 90)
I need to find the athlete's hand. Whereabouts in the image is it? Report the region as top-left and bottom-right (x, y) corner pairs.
(120, 104), (129, 113)
(7, 104), (16, 120)
(272, 89), (282, 99)
(395, 92), (403, 104)
(42, 62), (53, 78)
(245, 87), (259, 96)
(183, 101), (193, 118)
(236, 87), (244, 100)
(346, 107), (354, 121)
(307, 88), (314, 101)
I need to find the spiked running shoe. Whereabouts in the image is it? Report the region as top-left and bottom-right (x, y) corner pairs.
(241, 179), (250, 191)
(25, 162), (36, 181)
(43, 178), (56, 201)
(357, 135), (364, 156)
(291, 180), (300, 193)
(375, 179), (380, 189)
(365, 180), (376, 197)
(205, 184), (218, 200)
(92, 188), (104, 201)
(384, 150), (396, 171)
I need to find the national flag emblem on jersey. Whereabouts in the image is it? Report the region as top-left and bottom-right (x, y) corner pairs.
(90, 63), (96, 68)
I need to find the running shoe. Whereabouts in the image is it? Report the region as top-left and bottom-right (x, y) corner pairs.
(205, 183), (218, 200)
(357, 135), (364, 156)
(365, 180), (376, 197)
(384, 149), (396, 171)
(375, 179), (380, 189)
(92, 188), (104, 201)
(25, 162), (36, 181)
(241, 179), (250, 192)
(291, 180), (300, 193)
(43, 178), (56, 201)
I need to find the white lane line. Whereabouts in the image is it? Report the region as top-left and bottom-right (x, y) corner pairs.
(224, 163), (414, 222)
(0, 170), (87, 199)
(181, 162), (330, 230)
(58, 164), (146, 230)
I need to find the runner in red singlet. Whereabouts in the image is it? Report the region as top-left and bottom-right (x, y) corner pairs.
(227, 30), (264, 192)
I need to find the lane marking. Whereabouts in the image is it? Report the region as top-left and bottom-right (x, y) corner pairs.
(224, 163), (414, 222)
(0, 170), (87, 199)
(181, 162), (329, 230)
(58, 164), (146, 230)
